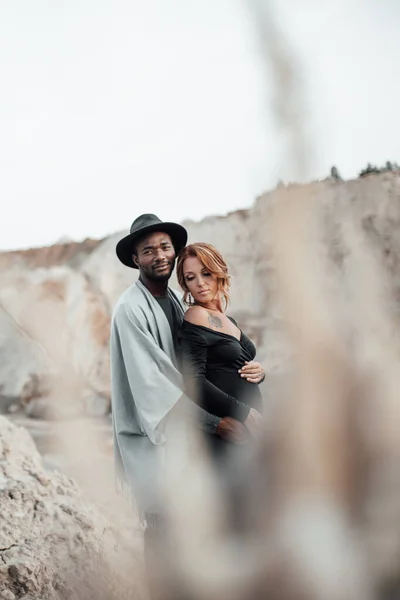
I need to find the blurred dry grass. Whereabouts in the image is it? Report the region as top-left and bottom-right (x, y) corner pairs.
(146, 2), (400, 599)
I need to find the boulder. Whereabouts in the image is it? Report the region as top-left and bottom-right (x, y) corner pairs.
(0, 416), (142, 600)
(0, 306), (49, 407)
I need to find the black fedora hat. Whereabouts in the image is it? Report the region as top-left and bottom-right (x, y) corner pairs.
(116, 213), (188, 268)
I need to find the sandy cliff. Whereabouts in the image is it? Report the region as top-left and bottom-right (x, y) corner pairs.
(1, 171), (400, 414)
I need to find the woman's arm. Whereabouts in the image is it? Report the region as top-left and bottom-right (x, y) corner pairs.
(179, 325), (250, 423)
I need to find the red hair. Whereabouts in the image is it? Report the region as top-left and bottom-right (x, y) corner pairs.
(176, 243), (231, 308)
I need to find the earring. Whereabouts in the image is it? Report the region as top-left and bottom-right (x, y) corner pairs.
(187, 292), (193, 305)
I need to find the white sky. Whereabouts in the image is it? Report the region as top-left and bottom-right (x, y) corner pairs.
(1, 0), (399, 250)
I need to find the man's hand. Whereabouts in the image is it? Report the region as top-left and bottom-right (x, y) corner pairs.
(216, 417), (249, 444)
(239, 361), (265, 383)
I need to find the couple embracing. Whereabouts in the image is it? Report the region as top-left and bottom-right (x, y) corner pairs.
(110, 214), (265, 577)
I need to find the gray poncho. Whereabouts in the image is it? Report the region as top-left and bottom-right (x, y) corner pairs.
(110, 279), (217, 517)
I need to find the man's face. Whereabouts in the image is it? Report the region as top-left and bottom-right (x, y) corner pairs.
(133, 231), (176, 281)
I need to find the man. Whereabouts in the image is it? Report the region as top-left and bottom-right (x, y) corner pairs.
(111, 214), (249, 598)
(111, 214), (248, 516)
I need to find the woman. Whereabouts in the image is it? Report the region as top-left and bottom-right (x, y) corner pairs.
(176, 243), (264, 453)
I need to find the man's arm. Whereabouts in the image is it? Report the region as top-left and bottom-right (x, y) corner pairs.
(167, 394), (249, 443)
(170, 394), (220, 434)
(112, 302), (244, 444)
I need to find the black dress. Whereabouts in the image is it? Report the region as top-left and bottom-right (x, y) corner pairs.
(178, 317), (263, 429)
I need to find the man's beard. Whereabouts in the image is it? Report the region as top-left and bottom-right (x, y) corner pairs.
(148, 260), (175, 281)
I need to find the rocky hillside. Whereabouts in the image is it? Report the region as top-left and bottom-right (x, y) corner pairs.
(0, 416), (142, 599)
(1, 171), (400, 416)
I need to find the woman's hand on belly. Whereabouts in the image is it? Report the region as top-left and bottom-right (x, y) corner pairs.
(238, 361), (265, 383)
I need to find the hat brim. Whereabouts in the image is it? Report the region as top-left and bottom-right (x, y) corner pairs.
(116, 222), (188, 268)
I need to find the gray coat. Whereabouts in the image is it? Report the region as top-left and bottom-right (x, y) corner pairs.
(110, 279), (217, 516)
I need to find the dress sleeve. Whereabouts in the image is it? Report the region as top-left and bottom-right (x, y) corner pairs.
(178, 324), (250, 423)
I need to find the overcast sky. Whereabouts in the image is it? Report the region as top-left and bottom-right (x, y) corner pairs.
(1, 0), (399, 250)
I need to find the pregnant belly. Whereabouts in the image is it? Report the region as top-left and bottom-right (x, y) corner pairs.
(207, 369), (263, 412)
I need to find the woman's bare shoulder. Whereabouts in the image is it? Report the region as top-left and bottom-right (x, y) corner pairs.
(184, 305), (209, 326)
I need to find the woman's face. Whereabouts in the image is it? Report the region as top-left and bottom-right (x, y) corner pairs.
(182, 256), (219, 304)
